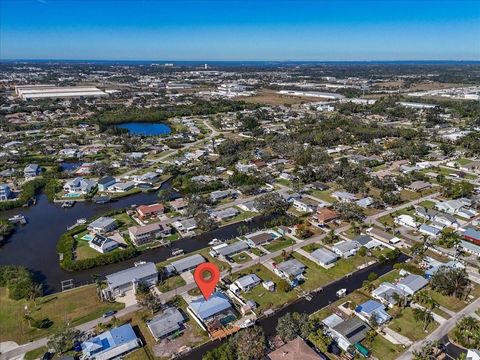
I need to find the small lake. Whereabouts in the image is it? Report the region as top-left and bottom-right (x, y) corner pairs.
(116, 122), (171, 136)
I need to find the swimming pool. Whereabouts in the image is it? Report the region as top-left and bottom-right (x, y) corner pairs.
(64, 193), (81, 198)
(81, 234), (94, 241)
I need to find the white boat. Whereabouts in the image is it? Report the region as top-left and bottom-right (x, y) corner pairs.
(76, 218), (87, 224)
(8, 214), (27, 224)
(239, 318), (256, 328)
(208, 238), (223, 246)
(336, 288), (347, 298)
(171, 248), (184, 256)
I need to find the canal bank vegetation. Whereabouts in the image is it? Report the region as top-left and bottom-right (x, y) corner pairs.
(0, 284), (124, 344)
(57, 225), (139, 271)
(0, 265), (38, 300)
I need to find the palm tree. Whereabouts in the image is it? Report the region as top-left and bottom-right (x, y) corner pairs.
(29, 283), (43, 305)
(412, 308), (434, 331)
(414, 291), (437, 311)
(391, 292), (408, 308)
(457, 316), (480, 346)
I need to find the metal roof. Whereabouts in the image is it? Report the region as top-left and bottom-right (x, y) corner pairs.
(216, 241), (249, 256)
(106, 262), (157, 289)
(147, 307), (185, 339)
(189, 292), (232, 321)
(170, 254), (205, 273)
(311, 247), (338, 264)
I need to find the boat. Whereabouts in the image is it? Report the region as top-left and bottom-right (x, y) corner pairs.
(93, 195), (111, 204)
(8, 214), (27, 224)
(171, 248), (184, 256)
(61, 201), (75, 208)
(208, 238), (223, 246)
(76, 218), (87, 224)
(239, 318), (256, 328)
(336, 288), (347, 298)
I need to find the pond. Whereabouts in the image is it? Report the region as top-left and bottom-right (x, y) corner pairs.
(116, 122), (171, 136)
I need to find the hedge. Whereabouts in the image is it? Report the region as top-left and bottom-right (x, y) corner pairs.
(0, 265), (35, 300)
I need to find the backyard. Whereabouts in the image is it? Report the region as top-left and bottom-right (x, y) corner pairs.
(388, 307), (438, 341)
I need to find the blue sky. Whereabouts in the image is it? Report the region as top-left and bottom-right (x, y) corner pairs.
(1, 0), (479, 61)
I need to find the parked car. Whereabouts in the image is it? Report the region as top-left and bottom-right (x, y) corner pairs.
(102, 310), (116, 318)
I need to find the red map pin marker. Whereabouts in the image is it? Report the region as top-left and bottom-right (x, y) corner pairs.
(194, 262), (220, 300)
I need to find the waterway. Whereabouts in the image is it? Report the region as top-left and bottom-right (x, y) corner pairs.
(179, 253), (410, 359)
(116, 122), (171, 136)
(0, 184), (270, 293)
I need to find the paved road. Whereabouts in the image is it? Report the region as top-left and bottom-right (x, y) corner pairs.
(0, 193), (447, 360)
(397, 297), (480, 360)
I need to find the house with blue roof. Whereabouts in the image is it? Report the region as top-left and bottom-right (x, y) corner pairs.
(355, 300), (391, 326)
(81, 323), (141, 360)
(188, 292), (233, 322)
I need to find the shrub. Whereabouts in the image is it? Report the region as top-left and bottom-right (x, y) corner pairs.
(32, 318), (53, 329)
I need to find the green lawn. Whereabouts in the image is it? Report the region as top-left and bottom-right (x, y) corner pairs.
(249, 248), (265, 257)
(230, 265), (298, 314)
(157, 275), (186, 293)
(0, 286), (124, 344)
(25, 346), (48, 360)
(432, 307), (452, 320)
(221, 209), (256, 225)
(113, 212), (136, 227)
(388, 307), (438, 341)
(424, 289), (471, 312)
(301, 242), (323, 253)
(76, 239), (102, 260)
(367, 334), (405, 360)
(263, 237), (296, 252)
(420, 200), (436, 209)
(309, 189), (336, 203)
(231, 252), (252, 264)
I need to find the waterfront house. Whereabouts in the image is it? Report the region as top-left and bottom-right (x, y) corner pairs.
(165, 254), (205, 275)
(371, 282), (407, 308)
(396, 274), (428, 295)
(332, 240), (360, 258)
(64, 177), (97, 194)
(81, 323), (141, 360)
(244, 230), (279, 247)
(128, 222), (172, 246)
(172, 218), (198, 233)
(366, 227), (401, 244)
(111, 181), (135, 192)
(210, 241), (249, 259)
(354, 300), (391, 326)
(170, 197), (188, 212)
(187, 292), (234, 326)
(24, 163), (40, 179)
(0, 184), (12, 201)
(274, 258), (305, 286)
(103, 262), (158, 298)
(210, 207), (239, 222)
(97, 176), (116, 192)
(310, 247), (338, 267)
(136, 203), (165, 219)
(89, 234), (119, 253)
(324, 316), (369, 352)
(292, 196), (321, 213)
(268, 337), (325, 360)
(230, 274), (261, 293)
(88, 216), (117, 234)
(147, 307), (186, 341)
(310, 208), (338, 226)
(353, 234), (382, 249)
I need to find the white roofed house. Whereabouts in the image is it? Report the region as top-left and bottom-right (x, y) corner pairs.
(89, 234), (120, 254)
(395, 214), (418, 229)
(332, 240), (360, 258)
(396, 274), (428, 296)
(210, 207), (239, 222)
(332, 191), (358, 203)
(274, 258), (306, 287)
(88, 216), (117, 234)
(103, 262), (158, 299)
(229, 274), (261, 294)
(164, 254), (206, 275)
(64, 177), (97, 194)
(371, 282), (407, 308)
(24, 164), (41, 179)
(310, 247), (338, 267)
(210, 241), (249, 259)
(292, 196), (321, 213)
(128, 222), (172, 246)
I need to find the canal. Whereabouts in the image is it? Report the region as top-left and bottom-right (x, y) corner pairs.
(178, 253), (410, 360)
(0, 185), (271, 293)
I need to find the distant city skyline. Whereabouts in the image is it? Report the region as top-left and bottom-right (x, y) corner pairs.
(1, 0), (479, 61)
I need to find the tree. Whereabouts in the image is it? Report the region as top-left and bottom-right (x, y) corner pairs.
(136, 284), (162, 314)
(253, 193), (289, 216)
(203, 342), (236, 360)
(453, 316), (480, 348)
(430, 267), (470, 299)
(358, 246), (367, 257)
(157, 188), (174, 203)
(412, 307), (434, 331)
(47, 326), (82, 354)
(231, 326), (266, 360)
(195, 211), (217, 232)
(275, 312), (311, 342)
(391, 292), (408, 308)
(414, 291), (437, 311)
(323, 229), (338, 245)
(28, 283), (43, 304)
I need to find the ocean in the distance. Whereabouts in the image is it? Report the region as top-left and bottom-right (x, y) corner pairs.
(117, 122), (171, 136)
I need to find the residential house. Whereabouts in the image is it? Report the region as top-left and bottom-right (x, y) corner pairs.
(103, 262), (158, 298)
(274, 259), (305, 286)
(419, 224), (441, 238)
(244, 230), (278, 247)
(366, 227), (401, 244)
(187, 292), (234, 324)
(407, 181), (432, 192)
(461, 240), (480, 257)
(310, 208), (338, 226)
(371, 282), (407, 308)
(229, 274), (261, 293)
(97, 176), (116, 192)
(332, 240), (360, 258)
(64, 177), (97, 194)
(210, 189), (235, 203)
(88, 217), (117, 234)
(128, 222), (172, 246)
(436, 199), (467, 215)
(396, 274), (428, 295)
(425, 261), (466, 279)
(463, 227), (480, 245)
(293, 196), (321, 213)
(24, 163), (40, 179)
(81, 324), (141, 360)
(324, 316), (370, 352)
(355, 300), (391, 326)
(147, 307), (186, 341)
(136, 203), (165, 219)
(165, 254), (206, 275)
(89, 234), (119, 253)
(172, 218), (198, 233)
(210, 241), (249, 258)
(310, 247), (338, 267)
(395, 214), (418, 229)
(332, 191), (357, 203)
(353, 235), (382, 249)
(238, 200), (258, 213)
(210, 207), (239, 222)
(111, 181), (135, 192)
(267, 337), (325, 360)
(170, 198), (187, 212)
(0, 184), (12, 201)
(356, 197), (374, 209)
